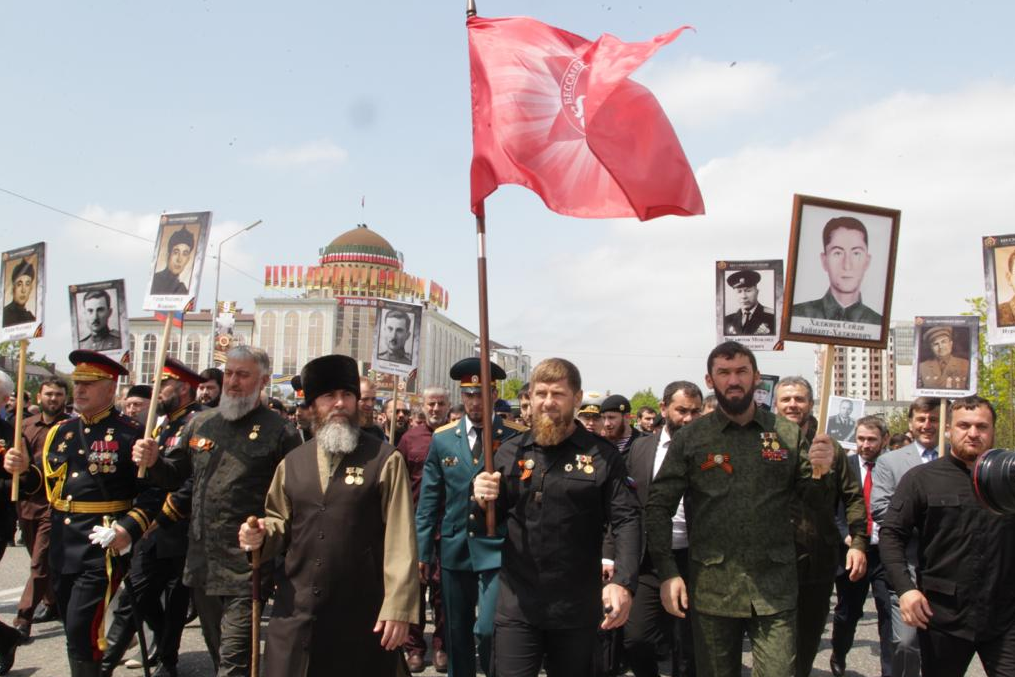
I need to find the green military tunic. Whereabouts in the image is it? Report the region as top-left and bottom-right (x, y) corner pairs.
(791, 289), (881, 325)
(916, 356), (970, 390)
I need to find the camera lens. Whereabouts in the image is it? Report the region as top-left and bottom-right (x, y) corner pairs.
(973, 448), (1015, 515)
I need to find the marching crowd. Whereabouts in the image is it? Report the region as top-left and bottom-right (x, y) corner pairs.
(0, 338), (1012, 677)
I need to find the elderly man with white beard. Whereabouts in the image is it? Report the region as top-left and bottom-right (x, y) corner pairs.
(133, 346), (303, 677)
(238, 354), (419, 677)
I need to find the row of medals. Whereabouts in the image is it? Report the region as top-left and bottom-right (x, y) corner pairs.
(565, 454), (594, 474)
(344, 467), (365, 485)
(92, 429), (119, 474)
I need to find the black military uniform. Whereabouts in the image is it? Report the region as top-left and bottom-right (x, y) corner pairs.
(146, 398), (302, 677)
(485, 423), (642, 677)
(42, 351), (162, 677)
(102, 358), (204, 677)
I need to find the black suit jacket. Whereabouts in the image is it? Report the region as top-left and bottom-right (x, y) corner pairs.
(834, 454), (863, 573)
(626, 432), (664, 569)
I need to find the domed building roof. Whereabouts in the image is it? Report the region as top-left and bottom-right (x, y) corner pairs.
(321, 224), (402, 268)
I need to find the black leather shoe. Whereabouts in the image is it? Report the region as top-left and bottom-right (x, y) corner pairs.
(13, 624), (29, 645)
(33, 604), (59, 623)
(830, 653), (846, 677)
(152, 663), (179, 677)
(0, 625), (18, 676)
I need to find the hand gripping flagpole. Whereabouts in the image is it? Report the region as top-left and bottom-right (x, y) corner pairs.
(812, 345), (834, 479)
(468, 0), (497, 538)
(138, 313), (174, 478)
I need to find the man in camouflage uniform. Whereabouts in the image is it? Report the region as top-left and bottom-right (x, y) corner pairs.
(134, 346), (302, 677)
(645, 342), (837, 677)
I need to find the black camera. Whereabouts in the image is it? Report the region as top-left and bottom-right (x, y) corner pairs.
(973, 449), (1015, 515)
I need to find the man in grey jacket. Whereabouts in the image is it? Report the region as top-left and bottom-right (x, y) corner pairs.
(870, 397), (941, 677)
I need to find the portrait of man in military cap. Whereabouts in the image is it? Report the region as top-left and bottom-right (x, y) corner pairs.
(1, 242), (46, 339)
(150, 225), (196, 295)
(723, 269), (776, 336)
(784, 195), (900, 349)
(916, 322), (973, 392)
(2, 256), (37, 328)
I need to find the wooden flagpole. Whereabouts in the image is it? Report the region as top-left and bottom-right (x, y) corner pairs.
(138, 314), (174, 478)
(389, 376), (399, 445)
(10, 339), (29, 500)
(812, 344), (835, 479)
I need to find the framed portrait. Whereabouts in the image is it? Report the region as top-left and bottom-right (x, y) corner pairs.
(781, 195), (901, 349)
(1, 241), (46, 342)
(981, 234), (1015, 345)
(753, 374), (780, 411)
(69, 279), (128, 357)
(143, 211), (212, 312)
(825, 395), (864, 450)
(371, 300), (423, 377)
(715, 260), (783, 351)
(913, 315), (978, 397)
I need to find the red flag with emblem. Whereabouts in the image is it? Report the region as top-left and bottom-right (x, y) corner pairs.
(469, 16), (704, 221)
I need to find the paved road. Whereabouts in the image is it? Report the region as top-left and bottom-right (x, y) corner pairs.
(0, 544), (987, 676)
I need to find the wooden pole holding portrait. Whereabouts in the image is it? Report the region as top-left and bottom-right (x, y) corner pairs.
(780, 195), (901, 478)
(138, 313), (173, 479)
(2, 242), (47, 501)
(389, 376), (399, 445)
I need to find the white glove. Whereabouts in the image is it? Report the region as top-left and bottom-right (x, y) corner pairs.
(88, 525), (131, 554)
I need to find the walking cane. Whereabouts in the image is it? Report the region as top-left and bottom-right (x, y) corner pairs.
(247, 516), (261, 677)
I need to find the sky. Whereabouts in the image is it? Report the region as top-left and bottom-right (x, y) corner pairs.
(2, 1), (1014, 397)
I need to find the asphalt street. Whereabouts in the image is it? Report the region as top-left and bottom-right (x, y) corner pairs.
(0, 544), (988, 676)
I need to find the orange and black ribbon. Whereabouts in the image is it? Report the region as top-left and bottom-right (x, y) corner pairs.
(700, 453), (733, 474)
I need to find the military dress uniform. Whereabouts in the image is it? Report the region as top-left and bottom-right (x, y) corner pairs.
(146, 403), (302, 677)
(102, 359), (204, 676)
(41, 351), (163, 676)
(415, 357), (524, 677)
(645, 407), (833, 677)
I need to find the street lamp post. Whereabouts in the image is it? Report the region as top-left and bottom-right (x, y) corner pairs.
(209, 220), (262, 368)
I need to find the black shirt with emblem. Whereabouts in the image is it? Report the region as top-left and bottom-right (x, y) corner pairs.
(484, 423), (641, 629)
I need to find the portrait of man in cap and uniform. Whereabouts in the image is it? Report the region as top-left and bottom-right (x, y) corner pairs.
(916, 324), (972, 392)
(1, 243), (45, 338)
(150, 226), (196, 296)
(723, 269), (776, 336)
(143, 213), (211, 313)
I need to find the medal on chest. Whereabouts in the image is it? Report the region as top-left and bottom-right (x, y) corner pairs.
(344, 466), (364, 485)
(249, 425), (261, 441)
(88, 439), (120, 474)
(760, 432), (788, 461)
(517, 457), (534, 481)
(565, 453), (593, 474)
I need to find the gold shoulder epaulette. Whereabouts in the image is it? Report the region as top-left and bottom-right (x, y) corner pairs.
(434, 421), (458, 434)
(502, 420), (529, 432)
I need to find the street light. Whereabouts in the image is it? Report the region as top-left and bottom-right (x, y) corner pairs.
(209, 220), (262, 368)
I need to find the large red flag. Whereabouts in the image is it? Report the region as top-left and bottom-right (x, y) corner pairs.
(469, 16), (704, 221)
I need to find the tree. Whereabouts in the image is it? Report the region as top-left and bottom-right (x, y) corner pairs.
(500, 378), (524, 401)
(965, 297), (1015, 448)
(630, 388), (659, 415)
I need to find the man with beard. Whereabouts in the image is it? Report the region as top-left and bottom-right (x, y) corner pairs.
(880, 396), (1015, 676)
(122, 385), (152, 424)
(290, 375), (314, 442)
(103, 358), (203, 677)
(196, 368), (222, 408)
(622, 381), (703, 677)
(398, 386), (452, 672)
(645, 342), (837, 677)
(386, 398), (411, 445)
(238, 354), (418, 676)
(416, 358), (525, 677)
(870, 397), (941, 677)
(13, 377), (68, 641)
(601, 395), (640, 454)
(772, 376), (867, 677)
(4, 350), (162, 677)
(78, 290), (121, 351)
(149, 227), (194, 296)
(472, 358), (640, 677)
(133, 346), (302, 677)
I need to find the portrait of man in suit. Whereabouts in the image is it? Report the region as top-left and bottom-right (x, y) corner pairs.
(995, 248), (1015, 327)
(792, 216), (882, 325)
(149, 226), (194, 295)
(723, 269), (776, 336)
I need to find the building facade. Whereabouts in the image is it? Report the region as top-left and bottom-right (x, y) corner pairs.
(815, 320), (914, 403)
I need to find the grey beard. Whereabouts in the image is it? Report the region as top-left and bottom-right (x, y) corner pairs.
(219, 391), (260, 421)
(316, 419), (360, 456)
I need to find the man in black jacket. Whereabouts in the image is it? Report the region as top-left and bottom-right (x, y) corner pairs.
(880, 395), (1015, 676)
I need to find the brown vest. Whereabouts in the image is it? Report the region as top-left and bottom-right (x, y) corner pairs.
(264, 434), (403, 677)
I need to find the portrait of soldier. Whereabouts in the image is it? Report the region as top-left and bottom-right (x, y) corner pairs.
(792, 216), (882, 325)
(826, 398), (858, 444)
(2, 257), (36, 327)
(77, 289), (121, 351)
(149, 226), (194, 295)
(377, 309), (412, 365)
(917, 326), (970, 390)
(724, 269), (776, 335)
(996, 249), (1015, 327)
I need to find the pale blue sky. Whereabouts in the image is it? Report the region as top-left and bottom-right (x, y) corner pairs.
(2, 1), (1013, 395)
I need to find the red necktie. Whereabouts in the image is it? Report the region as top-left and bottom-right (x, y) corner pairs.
(864, 461), (874, 536)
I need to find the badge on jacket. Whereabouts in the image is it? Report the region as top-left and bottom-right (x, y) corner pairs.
(760, 432), (788, 461)
(443, 456), (459, 467)
(344, 467), (364, 485)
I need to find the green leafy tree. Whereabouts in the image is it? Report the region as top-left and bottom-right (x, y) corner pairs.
(500, 378), (524, 401)
(630, 388), (659, 415)
(965, 297), (1015, 448)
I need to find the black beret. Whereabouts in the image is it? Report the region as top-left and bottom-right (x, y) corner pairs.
(449, 357), (506, 392)
(167, 226), (195, 250)
(494, 398), (511, 413)
(600, 394), (631, 414)
(726, 270), (761, 289)
(300, 354), (360, 406)
(126, 384), (153, 400)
